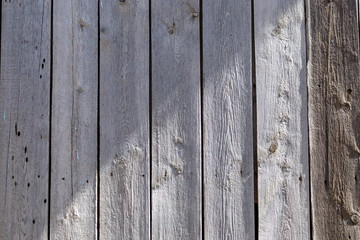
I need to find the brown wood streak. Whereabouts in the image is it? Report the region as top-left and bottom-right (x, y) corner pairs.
(308, 0), (360, 239)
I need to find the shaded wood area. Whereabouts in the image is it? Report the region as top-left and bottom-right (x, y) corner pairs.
(0, 0), (51, 239)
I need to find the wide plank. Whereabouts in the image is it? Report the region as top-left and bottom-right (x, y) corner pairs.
(202, 0), (254, 239)
(99, 0), (150, 239)
(254, 0), (310, 238)
(151, 0), (201, 238)
(0, 0), (51, 239)
(307, 0), (360, 239)
(50, 0), (98, 239)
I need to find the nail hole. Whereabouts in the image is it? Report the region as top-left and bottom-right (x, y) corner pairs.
(32, 219), (35, 224)
(43, 59), (45, 63)
(44, 199), (47, 203)
(17, 132), (20, 137)
(12, 176), (14, 179)
(38, 175), (40, 178)
(25, 147), (27, 153)
(14, 182), (17, 186)
(25, 157), (28, 162)
(27, 183), (30, 187)
(299, 175), (303, 181)
(86, 180), (89, 183)
(12, 156), (14, 160)
(41, 64), (44, 69)
(110, 172), (113, 177)
(40, 75), (42, 79)
(62, 177), (65, 180)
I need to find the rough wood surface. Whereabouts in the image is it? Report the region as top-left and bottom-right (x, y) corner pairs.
(99, 0), (150, 239)
(0, 0), (51, 239)
(254, 0), (310, 239)
(307, 0), (360, 239)
(50, 1), (98, 239)
(202, 0), (254, 239)
(151, 0), (201, 238)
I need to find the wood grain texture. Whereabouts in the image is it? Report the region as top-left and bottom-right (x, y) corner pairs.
(0, 0), (51, 239)
(50, 1), (98, 239)
(307, 0), (360, 239)
(202, 0), (254, 239)
(254, 0), (310, 239)
(151, 0), (201, 239)
(99, 0), (150, 239)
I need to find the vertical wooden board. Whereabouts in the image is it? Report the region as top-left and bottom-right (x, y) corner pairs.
(151, 0), (201, 239)
(254, 0), (310, 239)
(202, 0), (254, 239)
(50, 1), (98, 239)
(0, 0), (51, 239)
(307, 0), (360, 239)
(99, 0), (150, 239)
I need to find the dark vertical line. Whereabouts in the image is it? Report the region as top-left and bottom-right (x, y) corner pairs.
(97, 0), (101, 239)
(251, 0), (258, 239)
(304, 0), (313, 239)
(199, 0), (204, 239)
(149, 0), (152, 238)
(48, 0), (54, 238)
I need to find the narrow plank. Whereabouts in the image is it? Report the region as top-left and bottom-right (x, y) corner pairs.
(99, 0), (150, 239)
(202, 0), (254, 239)
(307, 0), (360, 239)
(0, 0), (51, 239)
(50, 1), (98, 239)
(151, 0), (201, 239)
(254, 0), (310, 239)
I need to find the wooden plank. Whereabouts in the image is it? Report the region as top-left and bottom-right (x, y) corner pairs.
(307, 0), (360, 239)
(254, 0), (310, 239)
(151, 0), (201, 238)
(0, 0), (51, 239)
(50, 1), (98, 239)
(202, 0), (254, 239)
(99, 0), (150, 239)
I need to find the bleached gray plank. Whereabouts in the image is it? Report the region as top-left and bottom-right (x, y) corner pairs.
(254, 0), (310, 239)
(0, 0), (51, 239)
(99, 0), (150, 239)
(202, 0), (254, 239)
(50, 1), (98, 239)
(151, 0), (201, 239)
(307, 0), (360, 239)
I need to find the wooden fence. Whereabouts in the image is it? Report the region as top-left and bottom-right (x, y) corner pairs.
(0, 0), (359, 239)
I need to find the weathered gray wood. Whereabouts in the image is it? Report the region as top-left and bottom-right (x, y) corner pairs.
(202, 0), (254, 239)
(0, 0), (51, 239)
(254, 0), (310, 239)
(307, 0), (360, 239)
(50, 1), (98, 239)
(151, 0), (201, 238)
(99, 0), (150, 239)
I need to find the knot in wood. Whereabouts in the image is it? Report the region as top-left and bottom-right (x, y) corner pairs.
(351, 214), (360, 224)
